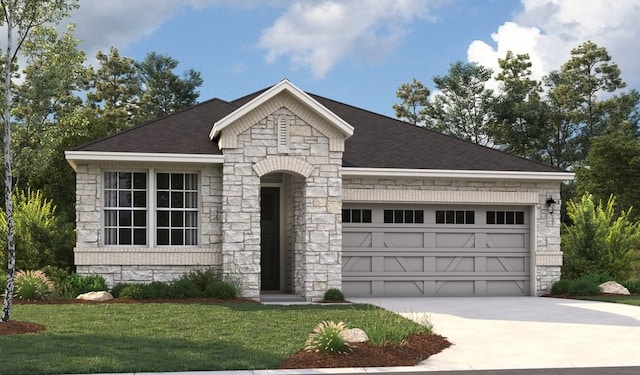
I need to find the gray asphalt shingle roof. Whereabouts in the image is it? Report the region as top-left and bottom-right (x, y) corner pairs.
(75, 88), (563, 173)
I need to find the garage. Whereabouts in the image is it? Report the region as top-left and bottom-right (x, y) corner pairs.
(342, 204), (531, 297)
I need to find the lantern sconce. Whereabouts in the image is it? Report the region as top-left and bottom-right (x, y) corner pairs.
(545, 197), (557, 214)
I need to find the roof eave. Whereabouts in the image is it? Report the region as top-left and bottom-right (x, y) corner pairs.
(342, 167), (575, 181)
(210, 79), (354, 140)
(65, 151), (224, 171)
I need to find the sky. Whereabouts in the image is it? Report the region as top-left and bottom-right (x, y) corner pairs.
(65, 0), (640, 118)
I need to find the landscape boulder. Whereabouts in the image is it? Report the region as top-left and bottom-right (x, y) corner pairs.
(598, 281), (630, 295)
(343, 328), (369, 343)
(76, 291), (114, 301)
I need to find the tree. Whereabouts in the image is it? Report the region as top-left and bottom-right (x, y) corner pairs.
(1, 0), (78, 323)
(392, 78), (430, 125)
(137, 52), (203, 121)
(562, 194), (640, 280)
(86, 47), (142, 131)
(492, 52), (550, 161)
(424, 61), (496, 145)
(553, 41), (626, 161)
(576, 128), (640, 221)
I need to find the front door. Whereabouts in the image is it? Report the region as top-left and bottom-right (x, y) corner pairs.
(260, 187), (280, 290)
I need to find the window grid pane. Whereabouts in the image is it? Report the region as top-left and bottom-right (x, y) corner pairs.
(156, 173), (198, 246)
(103, 171), (147, 245)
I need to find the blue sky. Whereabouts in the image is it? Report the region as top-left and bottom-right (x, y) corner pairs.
(68, 0), (640, 118)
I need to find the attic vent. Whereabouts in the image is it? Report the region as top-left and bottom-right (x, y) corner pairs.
(277, 114), (289, 153)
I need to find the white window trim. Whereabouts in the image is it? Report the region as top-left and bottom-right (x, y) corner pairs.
(102, 168), (201, 247)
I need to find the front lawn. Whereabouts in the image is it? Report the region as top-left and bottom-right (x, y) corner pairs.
(578, 295), (640, 306)
(2, 302), (431, 374)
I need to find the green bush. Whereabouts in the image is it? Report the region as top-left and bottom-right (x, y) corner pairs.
(119, 284), (145, 299)
(110, 283), (129, 298)
(304, 321), (351, 354)
(562, 194), (640, 280)
(323, 288), (345, 301)
(566, 277), (601, 296)
(169, 278), (202, 299)
(14, 270), (54, 300)
(0, 189), (74, 270)
(623, 280), (640, 294)
(551, 279), (571, 295)
(60, 273), (108, 297)
(0, 273), (7, 295)
(204, 282), (237, 299)
(40, 266), (71, 297)
(141, 281), (172, 299)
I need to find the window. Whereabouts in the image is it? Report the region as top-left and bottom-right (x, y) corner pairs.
(342, 209), (372, 223)
(383, 209), (424, 224)
(103, 171), (199, 246)
(435, 210), (475, 224)
(156, 173), (199, 245)
(486, 211), (525, 225)
(104, 172), (147, 245)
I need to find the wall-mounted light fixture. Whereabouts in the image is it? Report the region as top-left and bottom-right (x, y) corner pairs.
(546, 197), (557, 214)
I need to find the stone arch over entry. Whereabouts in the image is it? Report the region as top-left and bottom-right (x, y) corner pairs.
(253, 156), (315, 178)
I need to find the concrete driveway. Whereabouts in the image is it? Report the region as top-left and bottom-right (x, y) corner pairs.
(349, 297), (640, 371)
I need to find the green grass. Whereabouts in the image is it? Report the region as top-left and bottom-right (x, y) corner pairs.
(2, 303), (431, 374)
(578, 295), (640, 306)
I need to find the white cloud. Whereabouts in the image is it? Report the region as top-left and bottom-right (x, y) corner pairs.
(467, 0), (640, 89)
(69, 0), (182, 63)
(258, 0), (434, 78)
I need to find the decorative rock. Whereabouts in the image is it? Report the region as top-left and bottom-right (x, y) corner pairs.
(343, 328), (369, 343)
(76, 291), (114, 301)
(599, 281), (630, 295)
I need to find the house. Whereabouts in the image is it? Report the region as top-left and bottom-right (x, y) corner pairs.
(65, 79), (574, 301)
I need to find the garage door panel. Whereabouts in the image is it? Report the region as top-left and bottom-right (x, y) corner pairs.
(384, 232), (423, 247)
(343, 232), (372, 248)
(342, 205), (531, 297)
(486, 233), (526, 248)
(435, 233), (475, 248)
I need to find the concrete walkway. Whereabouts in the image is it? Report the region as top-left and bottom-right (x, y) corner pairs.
(349, 297), (640, 371)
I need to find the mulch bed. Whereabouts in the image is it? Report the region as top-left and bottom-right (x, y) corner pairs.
(1, 298), (452, 369)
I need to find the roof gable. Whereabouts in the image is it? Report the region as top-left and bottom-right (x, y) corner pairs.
(210, 79), (354, 147)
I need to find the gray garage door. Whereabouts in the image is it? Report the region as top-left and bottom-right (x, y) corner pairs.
(342, 205), (531, 297)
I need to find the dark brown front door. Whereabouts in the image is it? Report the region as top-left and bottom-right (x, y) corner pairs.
(260, 187), (280, 290)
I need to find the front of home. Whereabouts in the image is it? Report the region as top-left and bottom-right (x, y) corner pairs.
(65, 80), (573, 301)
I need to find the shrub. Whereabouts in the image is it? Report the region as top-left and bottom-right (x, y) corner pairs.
(562, 194), (640, 280)
(0, 189), (74, 270)
(14, 270), (54, 300)
(119, 284), (145, 299)
(551, 279), (571, 295)
(60, 273), (108, 298)
(141, 281), (172, 299)
(323, 288), (345, 301)
(304, 321), (351, 354)
(40, 266), (71, 297)
(623, 280), (640, 294)
(169, 278), (202, 299)
(110, 283), (129, 298)
(204, 282), (237, 299)
(566, 277), (601, 297)
(0, 273), (7, 294)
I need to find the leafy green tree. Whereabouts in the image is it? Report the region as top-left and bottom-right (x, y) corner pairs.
(0, 0), (78, 323)
(137, 52), (203, 121)
(562, 194), (640, 280)
(392, 78), (430, 125)
(424, 61), (496, 145)
(576, 128), (640, 221)
(492, 52), (550, 161)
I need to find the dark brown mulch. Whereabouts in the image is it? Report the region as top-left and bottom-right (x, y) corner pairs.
(278, 333), (451, 369)
(0, 321), (46, 336)
(3, 298), (452, 369)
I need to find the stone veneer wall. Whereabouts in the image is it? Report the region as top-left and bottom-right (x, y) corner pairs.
(220, 107), (344, 301)
(342, 177), (563, 295)
(73, 162), (223, 286)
